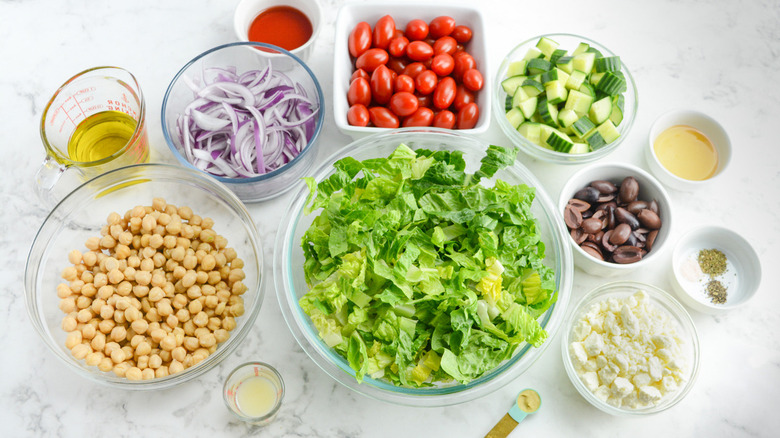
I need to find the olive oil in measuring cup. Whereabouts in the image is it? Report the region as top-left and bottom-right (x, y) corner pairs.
(36, 66), (149, 207)
(67, 110), (139, 162)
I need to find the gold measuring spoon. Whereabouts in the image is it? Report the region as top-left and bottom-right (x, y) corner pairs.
(484, 388), (542, 438)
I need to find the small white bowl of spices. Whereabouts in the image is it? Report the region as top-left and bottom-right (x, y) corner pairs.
(670, 225), (761, 314)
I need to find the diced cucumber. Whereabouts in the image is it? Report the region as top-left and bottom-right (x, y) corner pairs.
(565, 70), (588, 90)
(523, 47), (543, 60)
(572, 52), (596, 76)
(594, 56), (621, 73)
(501, 75), (527, 96)
(537, 97), (559, 126)
(511, 86), (531, 109)
(572, 42), (590, 56)
(570, 142), (591, 154)
(595, 71), (627, 95)
(556, 56), (574, 73)
(550, 49), (568, 64)
(596, 120), (620, 143)
(545, 81), (568, 105)
(558, 108), (579, 128)
(535, 37), (560, 58)
(588, 96), (613, 124)
(571, 116), (596, 138)
(500, 37), (628, 155)
(585, 131), (607, 150)
(505, 107), (525, 129)
(518, 122), (542, 145)
(507, 60), (528, 77)
(527, 58), (553, 75)
(596, 72), (626, 95)
(518, 96), (537, 119)
(540, 69), (559, 85)
(546, 130), (574, 153)
(521, 79), (545, 97)
(564, 90), (593, 116)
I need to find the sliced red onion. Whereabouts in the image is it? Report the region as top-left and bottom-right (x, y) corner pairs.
(176, 64), (318, 178)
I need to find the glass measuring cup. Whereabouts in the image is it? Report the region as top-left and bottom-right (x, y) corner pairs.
(223, 362), (285, 426)
(36, 66), (149, 206)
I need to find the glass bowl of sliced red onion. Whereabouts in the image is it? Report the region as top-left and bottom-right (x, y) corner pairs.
(162, 41), (324, 202)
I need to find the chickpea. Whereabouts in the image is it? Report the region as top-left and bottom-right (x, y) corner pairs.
(148, 354), (163, 369)
(81, 323), (97, 340)
(124, 306), (141, 323)
(56, 283), (72, 299)
(151, 272), (166, 288)
(136, 355), (149, 370)
(165, 314), (179, 330)
(135, 341), (152, 357)
(65, 331), (83, 349)
(82, 251), (98, 267)
(175, 308), (190, 323)
(149, 328), (166, 344)
(222, 317), (236, 331)
(152, 253), (166, 268)
(141, 368), (155, 380)
(162, 282), (175, 297)
(62, 315), (78, 332)
(182, 336), (199, 352)
(230, 302), (245, 317)
(85, 236), (100, 251)
(214, 329), (229, 344)
(157, 301), (173, 318)
(182, 254), (197, 271)
(204, 295), (219, 309)
(207, 317), (221, 331)
(159, 349), (172, 363)
(188, 300), (203, 315)
(85, 351), (103, 367)
(110, 348), (126, 364)
(199, 254), (216, 271)
(71, 343), (91, 360)
(160, 334), (177, 352)
(197, 332), (216, 348)
(98, 319), (116, 334)
(81, 283), (97, 298)
(125, 367), (143, 381)
(171, 346), (186, 363)
(100, 235), (117, 249)
(91, 333), (106, 352)
(146, 308), (161, 323)
(183, 320), (196, 336)
(130, 318), (149, 335)
(69, 279), (84, 293)
(135, 270), (152, 286)
(214, 235), (228, 250)
(207, 271), (221, 285)
(110, 326), (127, 343)
(76, 308), (92, 323)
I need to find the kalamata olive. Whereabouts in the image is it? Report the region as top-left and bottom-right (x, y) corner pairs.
(646, 229), (659, 251)
(637, 209), (662, 229)
(571, 228), (587, 245)
(581, 209), (594, 219)
(564, 205), (583, 229)
(592, 209), (606, 221)
(567, 198), (591, 212)
(649, 199), (660, 215)
(605, 205), (616, 229)
(590, 180), (617, 194)
(615, 207), (640, 229)
(581, 242), (604, 260)
(625, 232), (639, 247)
(574, 186), (600, 204)
(597, 193), (617, 203)
(633, 230), (647, 244)
(618, 177), (639, 204)
(595, 200), (617, 213)
(612, 246), (643, 264)
(627, 200), (649, 215)
(609, 223), (631, 245)
(602, 230), (618, 252)
(581, 217), (603, 234)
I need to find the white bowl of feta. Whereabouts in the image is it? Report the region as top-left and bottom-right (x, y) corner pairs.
(561, 281), (700, 416)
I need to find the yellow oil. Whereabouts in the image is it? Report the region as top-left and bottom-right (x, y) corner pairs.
(236, 376), (278, 417)
(67, 110), (138, 162)
(653, 125), (718, 181)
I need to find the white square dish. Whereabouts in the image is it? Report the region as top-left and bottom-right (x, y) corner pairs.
(333, 3), (490, 139)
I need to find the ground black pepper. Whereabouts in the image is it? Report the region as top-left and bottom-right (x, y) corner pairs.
(705, 279), (727, 304)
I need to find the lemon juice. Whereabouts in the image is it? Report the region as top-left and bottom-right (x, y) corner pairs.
(235, 375), (279, 417)
(67, 110), (138, 162)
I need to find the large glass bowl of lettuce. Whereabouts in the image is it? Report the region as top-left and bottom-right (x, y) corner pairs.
(274, 128), (573, 406)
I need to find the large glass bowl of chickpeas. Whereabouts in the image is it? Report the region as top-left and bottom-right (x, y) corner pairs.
(24, 163), (264, 389)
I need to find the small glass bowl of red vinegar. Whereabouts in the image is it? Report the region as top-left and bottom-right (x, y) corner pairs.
(234, 0), (323, 63)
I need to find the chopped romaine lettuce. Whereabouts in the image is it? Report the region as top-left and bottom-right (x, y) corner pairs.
(299, 144), (557, 387)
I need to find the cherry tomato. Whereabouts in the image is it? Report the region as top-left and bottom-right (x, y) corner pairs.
(430, 53), (454, 77)
(433, 77), (456, 110)
(424, 37), (437, 47)
(389, 92), (419, 117)
(370, 65), (394, 105)
(456, 102), (479, 129)
(347, 77), (371, 107)
(452, 52), (476, 79)
(451, 25), (473, 43)
(415, 70), (438, 95)
(404, 19), (429, 41)
(373, 15), (395, 49)
(429, 16), (456, 39)
(433, 36), (457, 56)
(402, 107), (434, 127)
(406, 41), (434, 61)
(393, 29), (404, 39)
(355, 48), (389, 72)
(386, 57), (407, 74)
(368, 106), (399, 128)
(349, 22), (372, 58)
(347, 104), (370, 126)
(452, 84), (476, 111)
(402, 62), (427, 79)
(416, 93), (432, 109)
(394, 74), (415, 93)
(351, 68), (370, 82)
(462, 68), (484, 91)
(432, 110), (456, 129)
(388, 36), (409, 58)
(455, 43), (466, 53)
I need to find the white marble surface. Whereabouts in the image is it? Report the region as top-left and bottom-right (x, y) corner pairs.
(2, 0), (779, 436)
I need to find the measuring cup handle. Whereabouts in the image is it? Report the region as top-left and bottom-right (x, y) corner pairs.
(34, 155), (69, 207)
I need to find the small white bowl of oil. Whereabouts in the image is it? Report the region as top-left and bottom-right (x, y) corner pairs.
(223, 362), (285, 426)
(646, 109), (732, 191)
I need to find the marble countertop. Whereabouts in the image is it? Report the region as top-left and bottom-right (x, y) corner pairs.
(2, 0), (778, 436)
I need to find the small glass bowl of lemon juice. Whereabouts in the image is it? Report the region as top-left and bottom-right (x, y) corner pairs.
(224, 362), (285, 425)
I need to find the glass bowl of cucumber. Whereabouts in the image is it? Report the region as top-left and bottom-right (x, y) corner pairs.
(493, 33), (637, 164)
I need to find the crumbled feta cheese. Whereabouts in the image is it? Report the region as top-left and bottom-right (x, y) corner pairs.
(568, 289), (689, 410)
